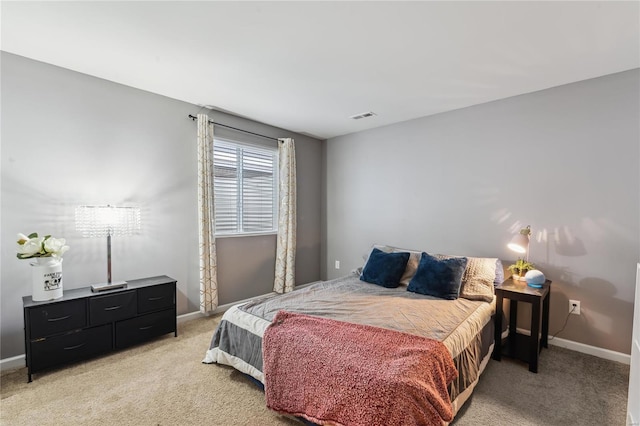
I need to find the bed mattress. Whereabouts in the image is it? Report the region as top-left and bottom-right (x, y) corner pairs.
(203, 273), (496, 416)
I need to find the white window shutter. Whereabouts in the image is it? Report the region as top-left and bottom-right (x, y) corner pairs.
(213, 140), (278, 235)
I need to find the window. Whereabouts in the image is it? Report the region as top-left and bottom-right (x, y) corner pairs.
(213, 139), (278, 236)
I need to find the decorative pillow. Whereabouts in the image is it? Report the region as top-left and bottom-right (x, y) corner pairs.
(359, 244), (421, 285)
(360, 248), (410, 288)
(459, 257), (497, 303)
(407, 253), (468, 300)
(357, 244), (393, 276)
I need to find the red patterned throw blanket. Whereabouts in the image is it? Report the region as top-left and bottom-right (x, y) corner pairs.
(263, 311), (458, 426)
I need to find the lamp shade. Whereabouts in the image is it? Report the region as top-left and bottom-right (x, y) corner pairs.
(75, 205), (141, 237)
(76, 205), (141, 287)
(507, 226), (531, 254)
(507, 233), (529, 253)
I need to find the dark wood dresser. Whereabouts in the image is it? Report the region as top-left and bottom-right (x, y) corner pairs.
(23, 275), (177, 382)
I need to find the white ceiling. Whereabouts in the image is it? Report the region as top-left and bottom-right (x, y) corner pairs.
(2, 1), (638, 140)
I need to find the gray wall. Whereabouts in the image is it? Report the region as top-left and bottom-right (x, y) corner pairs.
(0, 52), (322, 359)
(324, 70), (639, 354)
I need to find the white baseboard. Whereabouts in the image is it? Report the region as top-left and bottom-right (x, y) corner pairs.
(176, 311), (205, 323)
(515, 327), (631, 365)
(175, 299), (255, 323)
(0, 354), (25, 372)
(549, 336), (630, 365)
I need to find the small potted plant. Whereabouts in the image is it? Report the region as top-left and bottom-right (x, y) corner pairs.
(508, 258), (534, 281)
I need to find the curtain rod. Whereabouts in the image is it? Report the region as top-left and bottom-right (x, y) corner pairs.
(188, 114), (279, 142)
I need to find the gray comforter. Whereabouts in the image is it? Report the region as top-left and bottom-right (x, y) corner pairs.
(203, 274), (496, 411)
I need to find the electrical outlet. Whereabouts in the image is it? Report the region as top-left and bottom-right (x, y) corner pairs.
(569, 300), (581, 315)
(335, 260), (340, 269)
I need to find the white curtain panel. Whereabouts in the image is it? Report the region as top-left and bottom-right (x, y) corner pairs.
(274, 138), (297, 293)
(197, 114), (219, 313)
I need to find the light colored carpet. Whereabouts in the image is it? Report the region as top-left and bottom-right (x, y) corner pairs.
(0, 315), (629, 425)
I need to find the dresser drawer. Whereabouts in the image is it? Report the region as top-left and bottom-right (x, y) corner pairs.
(138, 282), (175, 313)
(30, 325), (112, 372)
(28, 299), (86, 338)
(89, 291), (137, 325)
(115, 309), (175, 349)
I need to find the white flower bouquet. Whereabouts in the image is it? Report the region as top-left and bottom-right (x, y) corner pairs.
(16, 232), (69, 260)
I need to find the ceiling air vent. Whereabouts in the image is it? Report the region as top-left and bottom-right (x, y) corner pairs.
(349, 112), (377, 120)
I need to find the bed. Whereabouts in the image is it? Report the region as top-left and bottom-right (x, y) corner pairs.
(204, 247), (503, 425)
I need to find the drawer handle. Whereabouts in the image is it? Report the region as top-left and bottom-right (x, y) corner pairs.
(104, 305), (122, 311)
(139, 325), (153, 331)
(63, 343), (86, 351)
(47, 315), (71, 322)
(148, 297), (164, 301)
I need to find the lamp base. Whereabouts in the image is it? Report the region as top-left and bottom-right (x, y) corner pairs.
(91, 281), (127, 292)
(527, 283), (543, 289)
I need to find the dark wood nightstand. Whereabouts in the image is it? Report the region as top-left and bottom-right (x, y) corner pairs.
(492, 277), (551, 373)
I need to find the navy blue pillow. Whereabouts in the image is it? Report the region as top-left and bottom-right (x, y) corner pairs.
(407, 252), (468, 300)
(360, 248), (410, 288)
